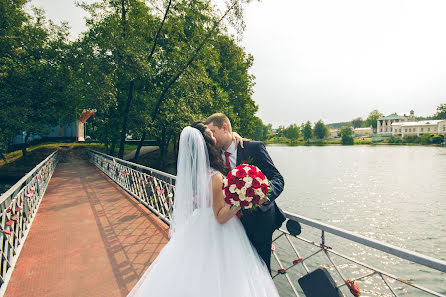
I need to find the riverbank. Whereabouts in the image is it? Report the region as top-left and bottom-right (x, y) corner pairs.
(265, 136), (445, 146)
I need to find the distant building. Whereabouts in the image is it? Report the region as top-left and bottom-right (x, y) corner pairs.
(391, 120), (446, 137)
(11, 109), (96, 145)
(353, 127), (373, 135)
(377, 110), (415, 136)
(329, 129), (339, 138)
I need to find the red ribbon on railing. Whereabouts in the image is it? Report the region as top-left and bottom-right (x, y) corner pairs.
(345, 279), (361, 296)
(292, 257), (303, 265)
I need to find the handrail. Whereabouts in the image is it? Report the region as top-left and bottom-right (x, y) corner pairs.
(0, 150), (58, 296)
(284, 212), (446, 273)
(88, 150), (446, 297)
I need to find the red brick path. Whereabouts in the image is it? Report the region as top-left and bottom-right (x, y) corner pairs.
(4, 161), (169, 297)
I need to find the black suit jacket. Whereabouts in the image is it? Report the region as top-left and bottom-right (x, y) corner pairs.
(236, 141), (286, 243)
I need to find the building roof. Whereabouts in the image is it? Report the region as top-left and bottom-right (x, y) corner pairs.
(391, 120), (445, 127)
(378, 113), (408, 120)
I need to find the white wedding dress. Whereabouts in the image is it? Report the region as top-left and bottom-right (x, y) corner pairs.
(128, 127), (279, 297)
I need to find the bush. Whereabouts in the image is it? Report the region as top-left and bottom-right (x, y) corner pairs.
(432, 134), (444, 144)
(419, 134), (433, 145)
(342, 135), (354, 145)
(403, 135), (420, 143)
(388, 136), (403, 144)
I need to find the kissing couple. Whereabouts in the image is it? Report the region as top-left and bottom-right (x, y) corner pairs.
(128, 113), (286, 297)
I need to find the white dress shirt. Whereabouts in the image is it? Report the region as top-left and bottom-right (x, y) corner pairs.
(221, 140), (237, 170)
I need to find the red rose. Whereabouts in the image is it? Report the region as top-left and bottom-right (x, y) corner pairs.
(228, 176), (237, 185)
(261, 184), (269, 194)
(230, 193), (240, 201)
(246, 187), (255, 197)
(251, 178), (261, 189)
(241, 161), (248, 165)
(224, 196), (232, 205)
(240, 200), (250, 207)
(235, 169), (247, 178)
(247, 170), (257, 178)
(258, 171), (266, 180)
(252, 195), (261, 204)
(236, 179), (246, 190)
(227, 171), (233, 178)
(224, 187), (231, 197)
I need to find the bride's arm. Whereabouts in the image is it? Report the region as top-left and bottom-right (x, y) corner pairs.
(212, 174), (240, 224)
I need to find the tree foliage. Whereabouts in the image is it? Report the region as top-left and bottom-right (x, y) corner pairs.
(302, 121), (312, 142)
(365, 109), (383, 130)
(284, 124), (300, 140)
(313, 120), (328, 139)
(435, 104), (446, 119)
(340, 126), (353, 145)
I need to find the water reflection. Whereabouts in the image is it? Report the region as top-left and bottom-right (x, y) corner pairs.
(267, 145), (446, 296)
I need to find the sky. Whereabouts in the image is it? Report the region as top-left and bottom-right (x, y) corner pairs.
(29, 0), (446, 127)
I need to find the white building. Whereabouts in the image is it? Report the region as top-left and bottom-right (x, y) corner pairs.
(391, 120), (446, 137)
(377, 111), (415, 136)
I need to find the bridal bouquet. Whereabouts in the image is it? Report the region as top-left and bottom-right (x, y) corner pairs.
(222, 163), (270, 210)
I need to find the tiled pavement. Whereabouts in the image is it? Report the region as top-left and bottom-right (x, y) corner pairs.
(4, 161), (169, 297)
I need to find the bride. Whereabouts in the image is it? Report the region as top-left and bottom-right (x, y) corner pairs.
(128, 122), (280, 297)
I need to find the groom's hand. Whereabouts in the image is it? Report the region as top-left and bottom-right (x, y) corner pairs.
(259, 198), (269, 206)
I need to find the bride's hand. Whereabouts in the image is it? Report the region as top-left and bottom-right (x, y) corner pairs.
(233, 132), (250, 148)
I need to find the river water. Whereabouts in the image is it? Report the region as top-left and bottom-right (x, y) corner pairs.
(267, 145), (446, 297)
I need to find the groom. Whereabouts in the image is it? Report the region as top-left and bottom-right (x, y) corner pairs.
(205, 113), (286, 273)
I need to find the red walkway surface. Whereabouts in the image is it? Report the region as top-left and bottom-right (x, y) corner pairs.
(4, 161), (169, 297)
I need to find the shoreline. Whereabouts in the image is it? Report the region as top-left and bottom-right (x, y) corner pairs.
(265, 141), (445, 147)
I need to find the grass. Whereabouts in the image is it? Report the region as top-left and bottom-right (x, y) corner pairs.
(1, 142), (145, 167)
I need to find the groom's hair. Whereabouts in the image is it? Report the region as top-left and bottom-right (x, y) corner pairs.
(205, 113), (232, 132)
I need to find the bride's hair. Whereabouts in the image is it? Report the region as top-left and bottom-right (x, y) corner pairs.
(190, 121), (228, 175)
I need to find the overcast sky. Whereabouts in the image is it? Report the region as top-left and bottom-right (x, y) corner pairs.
(30, 0), (446, 127)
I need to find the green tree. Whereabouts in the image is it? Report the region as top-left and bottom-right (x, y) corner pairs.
(365, 110), (383, 131)
(0, 2), (74, 156)
(284, 124), (300, 141)
(313, 120), (328, 140)
(302, 121), (312, 142)
(351, 117), (363, 128)
(434, 104), (446, 119)
(340, 126), (354, 145)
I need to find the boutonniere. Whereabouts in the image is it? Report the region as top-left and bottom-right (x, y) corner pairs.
(241, 156), (254, 164)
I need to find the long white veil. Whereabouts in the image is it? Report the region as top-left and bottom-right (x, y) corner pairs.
(169, 126), (212, 237)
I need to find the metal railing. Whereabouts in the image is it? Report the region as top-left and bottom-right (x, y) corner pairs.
(0, 150), (58, 295)
(88, 150), (175, 225)
(89, 150), (446, 297)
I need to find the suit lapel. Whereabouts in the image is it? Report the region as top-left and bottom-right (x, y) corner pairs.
(236, 143), (243, 166)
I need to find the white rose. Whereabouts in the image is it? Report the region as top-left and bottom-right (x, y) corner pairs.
(229, 184), (237, 193)
(244, 166), (250, 173)
(256, 177), (263, 184)
(240, 187), (247, 197)
(248, 202), (253, 208)
(255, 188), (263, 196)
(233, 200), (240, 207)
(223, 178), (228, 187)
(244, 180), (252, 189)
(231, 169), (238, 175)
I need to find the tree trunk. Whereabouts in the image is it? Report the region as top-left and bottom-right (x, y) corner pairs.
(105, 122), (109, 154)
(110, 140), (117, 156)
(118, 80), (134, 159)
(132, 130), (146, 162)
(133, 2), (237, 162)
(22, 132), (29, 157)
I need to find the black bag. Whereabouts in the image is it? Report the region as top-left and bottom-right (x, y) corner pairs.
(298, 268), (342, 297)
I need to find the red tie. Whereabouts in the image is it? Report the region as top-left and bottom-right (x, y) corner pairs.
(224, 152), (231, 169)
